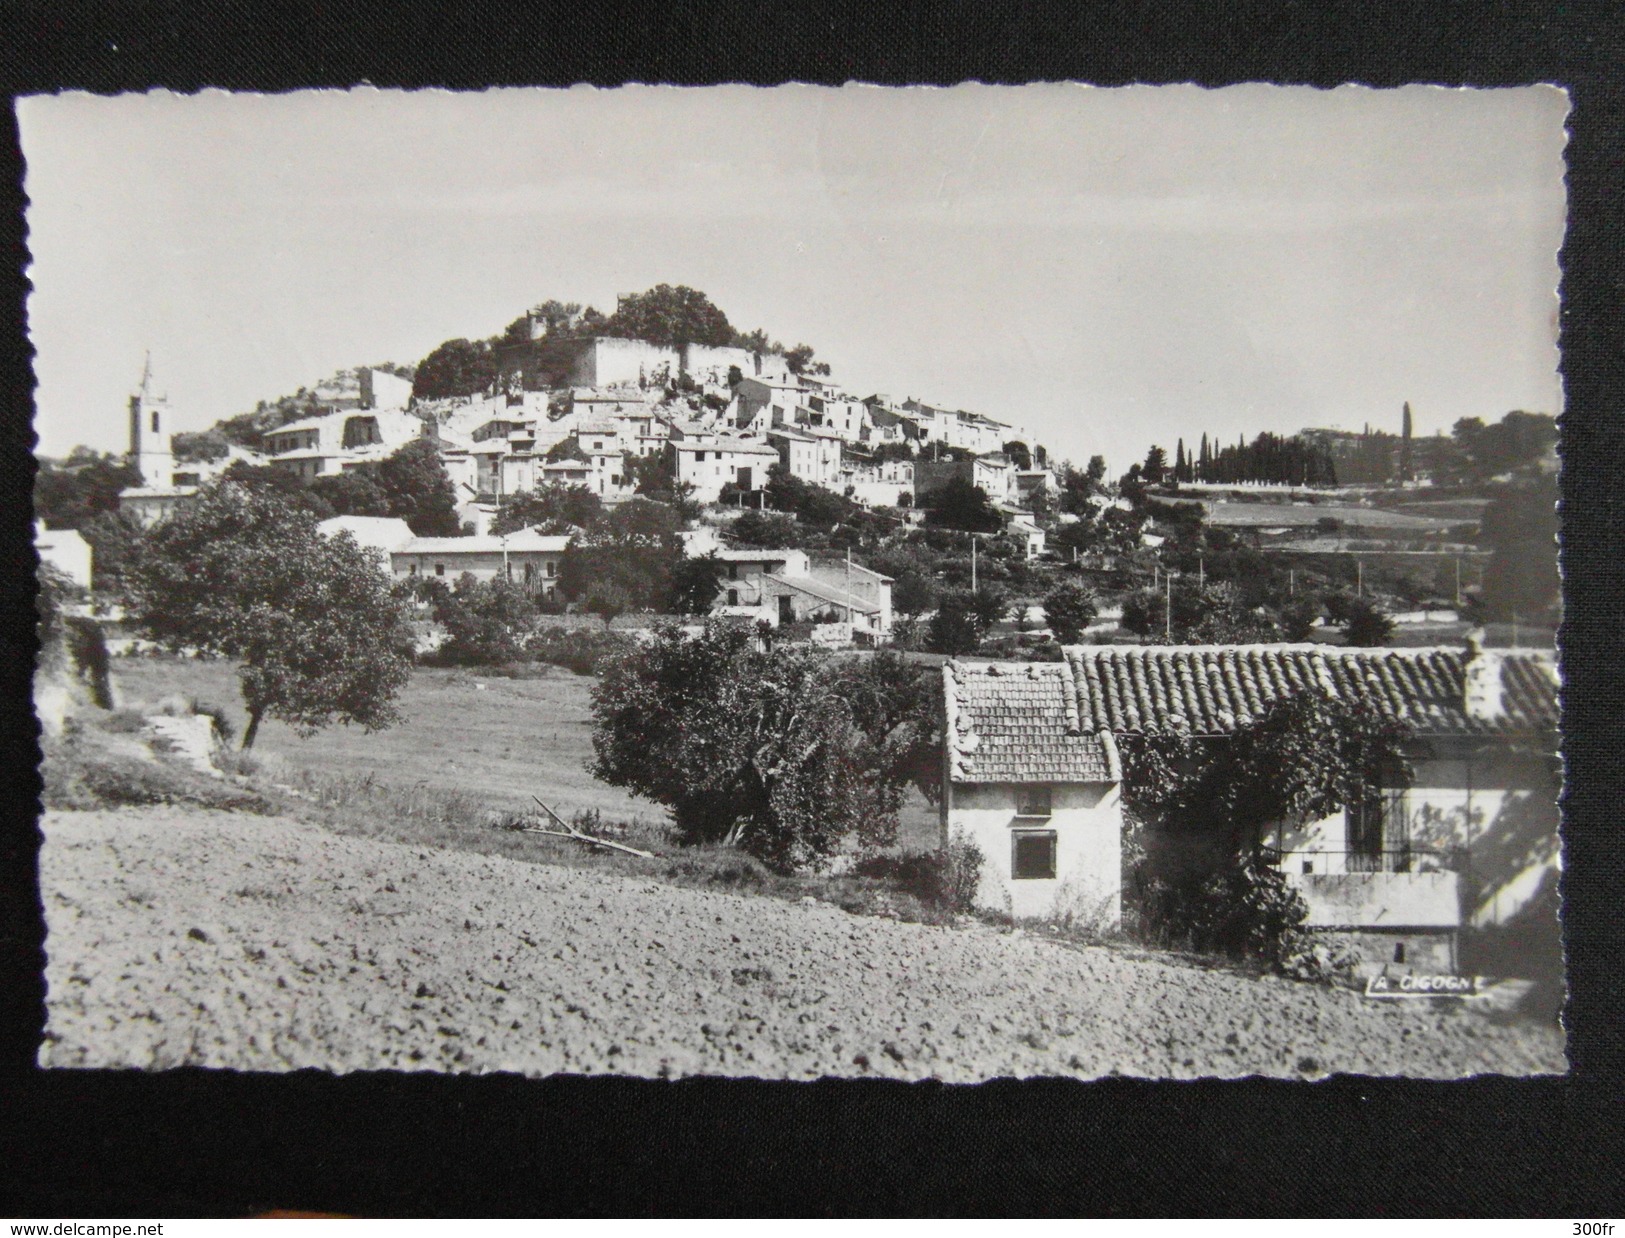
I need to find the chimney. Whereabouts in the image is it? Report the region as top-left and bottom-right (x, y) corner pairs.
(1461, 628), (1506, 722)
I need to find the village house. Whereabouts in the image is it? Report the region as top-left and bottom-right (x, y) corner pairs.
(315, 514), (416, 559)
(670, 433), (781, 503)
(389, 529), (571, 598)
(842, 457), (915, 508)
(261, 408), (422, 481)
(35, 522), (93, 590)
(766, 426), (843, 489)
(701, 547), (894, 642)
(943, 641), (1559, 978)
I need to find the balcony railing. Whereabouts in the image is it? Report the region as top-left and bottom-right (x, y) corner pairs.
(1259, 846), (1451, 876)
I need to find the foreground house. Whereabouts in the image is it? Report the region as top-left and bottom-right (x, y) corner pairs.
(943, 641), (1560, 976)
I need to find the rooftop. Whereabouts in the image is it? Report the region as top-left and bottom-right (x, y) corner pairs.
(944, 660), (1117, 785)
(1061, 644), (1558, 738)
(394, 531), (572, 555)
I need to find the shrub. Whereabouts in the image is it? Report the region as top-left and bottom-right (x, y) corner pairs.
(523, 627), (631, 675)
(1130, 850), (1309, 967)
(943, 834), (984, 914)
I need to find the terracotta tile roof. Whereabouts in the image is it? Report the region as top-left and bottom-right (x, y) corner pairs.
(1061, 645), (1557, 738)
(943, 660), (1117, 784)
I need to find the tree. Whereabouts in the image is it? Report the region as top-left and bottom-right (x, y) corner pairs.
(34, 451), (143, 530)
(891, 569), (938, 621)
(926, 588), (995, 655)
(78, 510), (146, 594)
(558, 497), (683, 617)
(765, 464), (857, 531)
(824, 651), (944, 803)
(310, 468), (392, 518)
(1339, 597), (1395, 647)
(171, 428), (231, 463)
(1002, 440), (1033, 470)
(491, 483), (604, 536)
(219, 460), (336, 519)
(429, 573), (539, 666)
(669, 553), (725, 614)
(1142, 445), (1168, 485)
(1042, 581), (1098, 644)
(413, 338), (497, 400)
(545, 436), (589, 463)
(923, 476), (1003, 534)
(1121, 692), (1412, 963)
(371, 439), (462, 536)
(730, 509), (801, 548)
(131, 483), (412, 748)
(590, 623), (903, 871)
(603, 284), (736, 349)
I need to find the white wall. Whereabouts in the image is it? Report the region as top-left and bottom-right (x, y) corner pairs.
(946, 782), (1122, 925)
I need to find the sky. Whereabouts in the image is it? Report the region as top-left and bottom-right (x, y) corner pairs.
(19, 83), (1568, 472)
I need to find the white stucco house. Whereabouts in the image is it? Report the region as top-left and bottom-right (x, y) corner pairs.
(943, 640), (1561, 980)
(35, 523), (93, 590)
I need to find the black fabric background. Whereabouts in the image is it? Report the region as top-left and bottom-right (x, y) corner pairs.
(0, 1), (1619, 1217)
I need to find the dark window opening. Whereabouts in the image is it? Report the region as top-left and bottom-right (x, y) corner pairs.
(151, 410), (160, 433)
(1015, 785), (1053, 818)
(435, 564), (445, 577)
(1012, 831), (1057, 881)
(1393, 943), (1407, 964)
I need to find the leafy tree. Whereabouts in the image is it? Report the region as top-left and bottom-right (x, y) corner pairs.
(603, 284), (736, 349)
(492, 483), (604, 536)
(34, 451), (143, 530)
(310, 468), (392, 518)
(361, 439), (457, 536)
(558, 497), (683, 617)
(590, 623), (903, 871)
(428, 573), (539, 666)
(1338, 597), (1395, 647)
(130, 482), (412, 748)
(669, 552), (725, 614)
(784, 344), (826, 375)
(765, 464), (858, 531)
(219, 460), (336, 519)
(891, 569), (938, 621)
(171, 428), (231, 463)
(1452, 411), (1558, 481)
(925, 587), (1005, 655)
(1121, 692), (1412, 963)
(730, 509), (801, 548)
(824, 651), (944, 803)
(1003, 440), (1033, 470)
(1042, 581), (1098, 644)
(1121, 579), (1279, 643)
(923, 475), (1003, 534)
(412, 337), (497, 400)
(1280, 597), (1322, 642)
(1142, 445), (1168, 485)
(78, 510), (147, 594)
(545, 436), (589, 463)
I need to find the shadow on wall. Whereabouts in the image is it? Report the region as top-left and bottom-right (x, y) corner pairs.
(1459, 869), (1563, 1026)
(1460, 781), (1562, 930)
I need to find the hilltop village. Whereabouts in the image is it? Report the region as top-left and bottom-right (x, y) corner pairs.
(35, 285), (1562, 1028)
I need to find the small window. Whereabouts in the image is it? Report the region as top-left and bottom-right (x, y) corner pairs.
(1393, 943), (1407, 965)
(1015, 785), (1053, 818)
(435, 564), (445, 577)
(409, 563), (418, 576)
(151, 410), (160, 433)
(727, 589), (739, 606)
(1012, 831), (1057, 881)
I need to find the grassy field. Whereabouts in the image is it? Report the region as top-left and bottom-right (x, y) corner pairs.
(110, 657), (942, 851)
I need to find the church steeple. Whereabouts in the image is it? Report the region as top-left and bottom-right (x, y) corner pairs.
(128, 353), (174, 488)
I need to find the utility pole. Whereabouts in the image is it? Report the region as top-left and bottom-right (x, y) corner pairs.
(1454, 557), (1461, 608)
(1198, 555), (1204, 589)
(1165, 571), (1173, 642)
(971, 534), (978, 593)
(1356, 558), (1363, 598)
(1289, 568), (1295, 598)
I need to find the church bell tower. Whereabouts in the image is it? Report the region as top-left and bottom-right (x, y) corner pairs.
(128, 353), (174, 488)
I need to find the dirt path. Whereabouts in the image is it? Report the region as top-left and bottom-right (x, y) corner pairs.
(39, 809), (1565, 1080)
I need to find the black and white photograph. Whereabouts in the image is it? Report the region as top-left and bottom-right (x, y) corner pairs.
(24, 83), (1567, 1082)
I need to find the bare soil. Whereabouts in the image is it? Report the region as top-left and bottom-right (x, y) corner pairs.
(40, 808), (1565, 1080)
